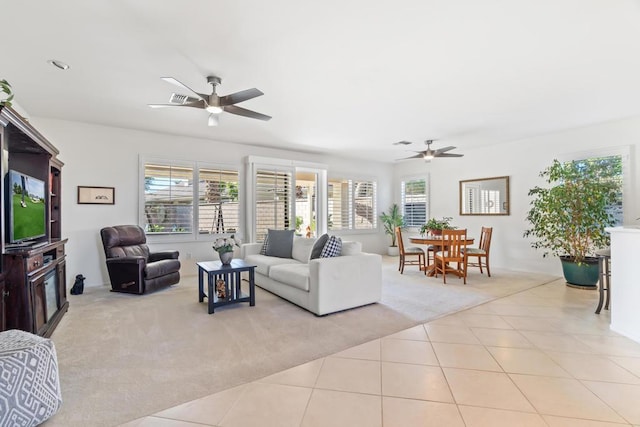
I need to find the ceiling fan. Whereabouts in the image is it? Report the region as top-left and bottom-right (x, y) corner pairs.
(397, 139), (464, 161)
(148, 76), (271, 126)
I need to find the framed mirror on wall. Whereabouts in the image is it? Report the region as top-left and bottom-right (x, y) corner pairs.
(460, 176), (510, 216)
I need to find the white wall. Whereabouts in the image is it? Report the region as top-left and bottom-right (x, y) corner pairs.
(30, 118), (394, 288)
(394, 116), (640, 276)
(26, 114), (640, 288)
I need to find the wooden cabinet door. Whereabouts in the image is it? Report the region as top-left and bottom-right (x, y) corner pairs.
(0, 279), (5, 331)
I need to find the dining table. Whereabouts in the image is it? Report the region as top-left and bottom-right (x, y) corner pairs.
(409, 234), (475, 276)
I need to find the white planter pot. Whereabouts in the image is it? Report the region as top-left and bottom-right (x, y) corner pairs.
(387, 246), (399, 256)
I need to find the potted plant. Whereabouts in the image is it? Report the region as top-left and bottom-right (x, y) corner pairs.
(379, 203), (404, 256)
(420, 217), (456, 236)
(213, 234), (241, 265)
(0, 79), (14, 107)
(524, 158), (620, 288)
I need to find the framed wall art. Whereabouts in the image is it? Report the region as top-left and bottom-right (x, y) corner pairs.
(77, 186), (115, 205)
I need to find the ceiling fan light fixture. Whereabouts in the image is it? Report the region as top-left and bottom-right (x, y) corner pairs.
(206, 105), (223, 114)
(208, 114), (219, 127)
(424, 153), (434, 160)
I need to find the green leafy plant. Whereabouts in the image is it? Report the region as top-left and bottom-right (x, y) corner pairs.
(420, 217), (455, 235)
(0, 79), (13, 107)
(523, 158), (620, 264)
(379, 203), (404, 247)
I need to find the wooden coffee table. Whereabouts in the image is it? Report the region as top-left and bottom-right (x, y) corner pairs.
(197, 259), (256, 314)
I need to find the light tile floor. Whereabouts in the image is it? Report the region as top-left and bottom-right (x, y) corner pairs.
(120, 279), (640, 427)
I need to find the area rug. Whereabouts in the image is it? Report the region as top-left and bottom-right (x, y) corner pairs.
(46, 257), (558, 426)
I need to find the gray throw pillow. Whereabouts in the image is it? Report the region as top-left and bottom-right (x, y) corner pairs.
(265, 229), (295, 258)
(310, 233), (329, 260)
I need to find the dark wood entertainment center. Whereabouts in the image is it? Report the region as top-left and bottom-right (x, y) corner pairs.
(0, 106), (68, 337)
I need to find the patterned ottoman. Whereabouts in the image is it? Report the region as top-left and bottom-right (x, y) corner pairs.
(0, 330), (62, 426)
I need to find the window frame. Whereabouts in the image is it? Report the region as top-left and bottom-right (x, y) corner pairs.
(400, 175), (429, 228)
(327, 176), (378, 234)
(139, 156), (241, 243)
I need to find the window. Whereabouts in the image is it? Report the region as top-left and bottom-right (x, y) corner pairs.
(401, 178), (427, 226)
(328, 178), (377, 231)
(142, 159), (240, 238)
(254, 168), (293, 241)
(198, 167), (240, 235)
(144, 163), (193, 234)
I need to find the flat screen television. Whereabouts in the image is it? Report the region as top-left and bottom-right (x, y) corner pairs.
(7, 170), (47, 244)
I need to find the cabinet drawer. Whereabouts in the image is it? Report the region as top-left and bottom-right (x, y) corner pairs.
(56, 246), (65, 257)
(27, 254), (44, 273)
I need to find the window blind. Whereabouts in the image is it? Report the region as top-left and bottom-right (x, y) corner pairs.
(144, 164), (193, 233)
(198, 167), (240, 235)
(255, 169), (293, 241)
(401, 178), (427, 227)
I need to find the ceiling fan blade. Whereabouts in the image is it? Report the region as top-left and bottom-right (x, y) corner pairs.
(148, 100), (206, 109)
(219, 88), (264, 106)
(208, 113), (219, 127)
(224, 105), (272, 121)
(393, 140), (414, 146)
(435, 153), (464, 157)
(160, 77), (208, 100)
(434, 146), (456, 154)
(396, 153), (426, 160)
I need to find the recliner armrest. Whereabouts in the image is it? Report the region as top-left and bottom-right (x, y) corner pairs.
(149, 251), (180, 262)
(106, 256), (146, 265)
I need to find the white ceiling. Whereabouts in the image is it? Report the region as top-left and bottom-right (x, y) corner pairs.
(3, 0), (640, 162)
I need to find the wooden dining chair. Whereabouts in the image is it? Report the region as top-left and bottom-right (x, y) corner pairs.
(463, 227), (493, 277)
(434, 229), (468, 284)
(396, 226), (425, 274)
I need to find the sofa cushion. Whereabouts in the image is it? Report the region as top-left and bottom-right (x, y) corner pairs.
(310, 233), (329, 260)
(292, 237), (317, 263)
(265, 229), (294, 258)
(145, 259), (181, 280)
(269, 263), (311, 291)
(320, 235), (342, 258)
(244, 254), (300, 276)
(341, 241), (362, 255)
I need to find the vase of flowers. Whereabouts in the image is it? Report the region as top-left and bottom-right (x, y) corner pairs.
(213, 235), (240, 265)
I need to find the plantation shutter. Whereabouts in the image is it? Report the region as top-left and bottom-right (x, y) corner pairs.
(144, 164), (193, 233)
(353, 180), (376, 229)
(328, 179), (351, 231)
(401, 178), (427, 227)
(198, 167), (240, 235)
(255, 168), (293, 241)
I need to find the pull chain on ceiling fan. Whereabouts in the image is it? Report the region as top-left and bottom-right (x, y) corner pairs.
(148, 76), (272, 126)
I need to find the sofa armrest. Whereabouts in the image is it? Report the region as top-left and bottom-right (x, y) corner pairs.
(309, 253), (382, 315)
(149, 250), (180, 262)
(241, 243), (262, 258)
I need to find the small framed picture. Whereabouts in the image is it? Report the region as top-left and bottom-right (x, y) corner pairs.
(77, 186), (115, 205)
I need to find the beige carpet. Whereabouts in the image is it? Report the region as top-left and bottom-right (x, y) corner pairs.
(46, 257), (558, 427)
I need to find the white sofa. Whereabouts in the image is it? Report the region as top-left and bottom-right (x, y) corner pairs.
(240, 236), (382, 315)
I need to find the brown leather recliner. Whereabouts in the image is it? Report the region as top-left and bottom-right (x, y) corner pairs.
(100, 225), (181, 294)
